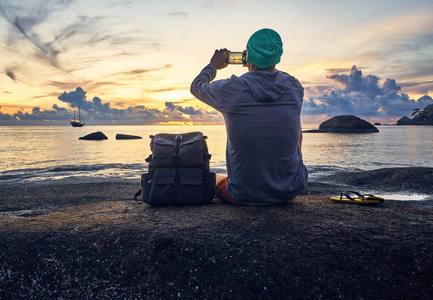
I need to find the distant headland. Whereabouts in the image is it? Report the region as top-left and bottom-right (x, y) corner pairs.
(397, 104), (433, 125)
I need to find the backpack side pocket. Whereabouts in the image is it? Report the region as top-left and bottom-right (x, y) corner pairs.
(203, 172), (216, 204)
(148, 168), (176, 206)
(141, 172), (153, 203)
(177, 168), (204, 205)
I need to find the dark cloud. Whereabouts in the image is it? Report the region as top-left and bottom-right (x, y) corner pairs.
(327, 66), (383, 99)
(0, 87), (222, 125)
(5, 70), (16, 82)
(165, 102), (176, 111)
(0, 106), (12, 120)
(165, 101), (203, 115)
(12, 105), (71, 121)
(52, 104), (67, 111)
(58, 87), (90, 109)
(414, 95), (433, 108)
(303, 65), (433, 119)
(382, 78), (401, 93)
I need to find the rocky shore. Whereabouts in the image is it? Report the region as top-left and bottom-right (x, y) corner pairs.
(397, 104), (433, 126)
(1, 167), (432, 299)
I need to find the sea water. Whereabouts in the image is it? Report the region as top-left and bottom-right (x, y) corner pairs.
(1, 125), (433, 186)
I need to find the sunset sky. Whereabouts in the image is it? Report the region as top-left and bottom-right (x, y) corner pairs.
(0, 0), (432, 125)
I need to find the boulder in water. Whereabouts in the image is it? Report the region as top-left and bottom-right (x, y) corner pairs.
(318, 115), (379, 133)
(116, 134), (142, 140)
(79, 131), (108, 140)
(396, 116), (412, 125)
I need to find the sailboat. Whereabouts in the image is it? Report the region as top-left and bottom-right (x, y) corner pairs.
(70, 106), (85, 127)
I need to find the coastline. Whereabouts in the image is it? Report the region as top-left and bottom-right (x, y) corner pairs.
(1, 167), (432, 299)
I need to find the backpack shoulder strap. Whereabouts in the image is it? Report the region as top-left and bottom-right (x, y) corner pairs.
(134, 189), (142, 200)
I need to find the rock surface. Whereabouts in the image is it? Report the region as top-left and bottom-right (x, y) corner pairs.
(319, 167), (433, 195)
(116, 134), (142, 140)
(318, 115), (379, 133)
(79, 131), (108, 140)
(0, 168), (432, 299)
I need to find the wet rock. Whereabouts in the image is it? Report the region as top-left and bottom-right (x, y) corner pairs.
(116, 134), (142, 140)
(79, 131), (108, 140)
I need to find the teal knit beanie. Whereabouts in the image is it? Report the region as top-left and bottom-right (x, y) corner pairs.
(246, 28), (283, 69)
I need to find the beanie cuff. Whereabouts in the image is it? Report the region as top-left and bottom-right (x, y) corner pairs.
(246, 50), (280, 69)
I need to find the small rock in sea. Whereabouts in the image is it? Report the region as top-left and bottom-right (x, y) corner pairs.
(115, 134), (142, 140)
(79, 131), (108, 140)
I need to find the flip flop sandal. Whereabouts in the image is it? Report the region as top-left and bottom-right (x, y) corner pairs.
(330, 191), (385, 205)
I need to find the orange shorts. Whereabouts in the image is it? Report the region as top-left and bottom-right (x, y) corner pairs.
(215, 175), (241, 205)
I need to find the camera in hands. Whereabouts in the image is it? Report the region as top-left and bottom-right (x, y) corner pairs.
(226, 51), (247, 65)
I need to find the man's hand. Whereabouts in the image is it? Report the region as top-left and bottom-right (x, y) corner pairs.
(210, 49), (229, 70)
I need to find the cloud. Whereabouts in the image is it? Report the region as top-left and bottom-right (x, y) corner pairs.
(326, 68), (352, 74)
(0, 0), (159, 83)
(399, 80), (433, 95)
(165, 101), (203, 115)
(0, 0), (73, 69)
(399, 81), (433, 88)
(0, 106), (12, 120)
(1, 87), (223, 125)
(303, 66), (433, 119)
(168, 10), (189, 17)
(5, 70), (16, 82)
(107, 65), (172, 79)
(327, 66), (383, 99)
(52, 104), (67, 111)
(58, 87), (89, 109)
(108, 0), (133, 7)
(12, 105), (71, 121)
(149, 87), (186, 93)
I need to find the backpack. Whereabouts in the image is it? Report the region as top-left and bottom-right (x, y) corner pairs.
(134, 132), (216, 205)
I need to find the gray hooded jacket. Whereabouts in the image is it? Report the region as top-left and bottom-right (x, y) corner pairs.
(191, 64), (308, 206)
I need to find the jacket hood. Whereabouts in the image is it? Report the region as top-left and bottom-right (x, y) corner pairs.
(241, 70), (288, 102)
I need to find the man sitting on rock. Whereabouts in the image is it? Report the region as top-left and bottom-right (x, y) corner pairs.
(191, 28), (308, 206)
